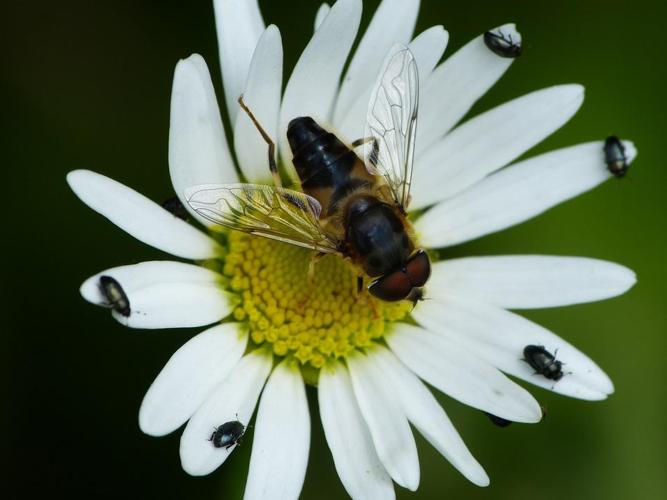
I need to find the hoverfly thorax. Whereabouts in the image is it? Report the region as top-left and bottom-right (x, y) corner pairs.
(344, 194), (412, 277)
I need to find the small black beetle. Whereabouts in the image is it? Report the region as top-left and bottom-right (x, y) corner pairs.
(523, 345), (564, 381)
(484, 29), (522, 58)
(484, 412), (512, 428)
(604, 136), (628, 178)
(161, 196), (189, 220)
(209, 420), (246, 449)
(99, 275), (131, 317)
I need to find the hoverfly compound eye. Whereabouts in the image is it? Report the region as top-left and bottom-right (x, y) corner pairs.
(406, 250), (431, 287)
(368, 270), (413, 302)
(368, 251), (431, 302)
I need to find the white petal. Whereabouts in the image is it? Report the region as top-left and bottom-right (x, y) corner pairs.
(139, 323), (248, 436)
(234, 25), (283, 184)
(180, 348), (273, 476)
(332, 0), (420, 126)
(279, 0), (362, 181)
(67, 170), (220, 259)
(387, 323), (542, 423)
(244, 360), (310, 500)
(416, 140), (636, 248)
(417, 24), (517, 154)
(169, 54), (238, 226)
(348, 352), (420, 491)
(413, 296), (615, 400)
(80, 262), (233, 329)
(213, 0), (265, 124)
(412, 85), (585, 210)
(120, 283), (233, 329)
(80, 260), (223, 305)
(407, 26), (449, 82)
(314, 3), (330, 31)
(429, 255), (636, 309)
(319, 360), (395, 500)
(367, 345), (489, 487)
(337, 25), (448, 142)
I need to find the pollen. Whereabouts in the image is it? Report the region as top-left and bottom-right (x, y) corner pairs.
(222, 231), (411, 373)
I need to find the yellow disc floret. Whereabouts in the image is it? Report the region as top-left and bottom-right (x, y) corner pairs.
(222, 231), (411, 371)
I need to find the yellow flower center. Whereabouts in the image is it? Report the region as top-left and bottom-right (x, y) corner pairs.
(220, 231), (411, 376)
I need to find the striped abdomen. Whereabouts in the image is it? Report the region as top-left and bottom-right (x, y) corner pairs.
(287, 117), (375, 217)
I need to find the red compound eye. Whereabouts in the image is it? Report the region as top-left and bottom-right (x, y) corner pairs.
(405, 250), (431, 288)
(368, 269), (413, 302)
(368, 251), (431, 301)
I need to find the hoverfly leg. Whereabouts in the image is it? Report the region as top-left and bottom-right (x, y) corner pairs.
(237, 95), (282, 188)
(351, 136), (372, 148)
(362, 293), (380, 319)
(297, 252), (324, 311)
(355, 276), (380, 319)
(307, 253), (320, 287)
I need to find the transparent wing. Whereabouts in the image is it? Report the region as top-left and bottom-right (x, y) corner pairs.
(184, 183), (341, 254)
(363, 44), (419, 210)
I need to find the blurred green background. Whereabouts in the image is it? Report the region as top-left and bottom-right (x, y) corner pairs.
(3, 0), (666, 498)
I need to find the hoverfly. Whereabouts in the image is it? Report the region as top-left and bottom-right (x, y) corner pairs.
(185, 45), (429, 303)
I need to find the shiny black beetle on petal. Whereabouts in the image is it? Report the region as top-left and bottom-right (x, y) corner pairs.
(484, 29), (522, 58)
(161, 196), (190, 220)
(484, 412), (513, 427)
(604, 136), (629, 177)
(209, 420), (246, 449)
(99, 275), (130, 317)
(523, 345), (564, 381)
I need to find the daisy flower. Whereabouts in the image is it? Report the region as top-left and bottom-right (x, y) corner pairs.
(66, 0), (637, 499)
